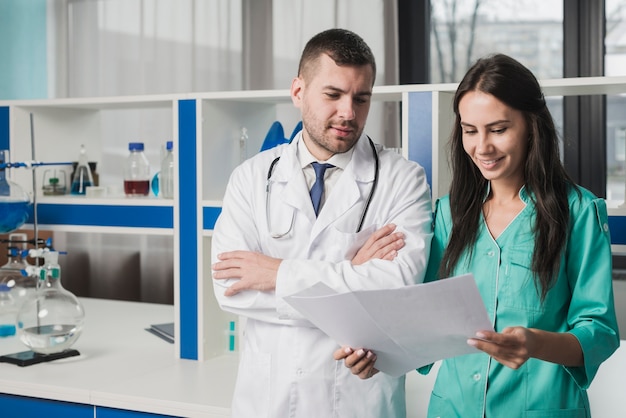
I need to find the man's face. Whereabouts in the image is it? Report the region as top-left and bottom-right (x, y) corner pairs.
(291, 54), (374, 161)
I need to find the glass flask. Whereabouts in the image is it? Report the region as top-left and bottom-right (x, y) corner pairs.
(16, 251), (85, 354)
(0, 233), (37, 310)
(0, 150), (31, 233)
(70, 145), (94, 195)
(0, 283), (17, 337)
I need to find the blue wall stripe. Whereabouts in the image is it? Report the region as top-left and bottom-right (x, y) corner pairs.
(609, 216), (626, 245)
(178, 99), (198, 360)
(31, 204), (172, 228)
(407, 91), (433, 190)
(0, 107), (9, 150)
(202, 206), (222, 230)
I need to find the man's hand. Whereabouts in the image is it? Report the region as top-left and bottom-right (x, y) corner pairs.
(333, 346), (379, 379)
(352, 223), (405, 265)
(213, 251), (282, 296)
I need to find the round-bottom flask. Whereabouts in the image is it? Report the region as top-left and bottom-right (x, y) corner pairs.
(16, 251), (85, 354)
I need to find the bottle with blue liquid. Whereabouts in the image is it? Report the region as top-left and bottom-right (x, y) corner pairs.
(0, 150), (31, 233)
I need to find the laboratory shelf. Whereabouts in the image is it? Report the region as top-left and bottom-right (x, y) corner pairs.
(1, 75), (625, 369)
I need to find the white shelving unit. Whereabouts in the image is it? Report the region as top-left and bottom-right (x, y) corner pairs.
(0, 76), (624, 415)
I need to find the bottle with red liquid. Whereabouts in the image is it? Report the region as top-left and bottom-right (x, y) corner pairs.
(124, 142), (151, 196)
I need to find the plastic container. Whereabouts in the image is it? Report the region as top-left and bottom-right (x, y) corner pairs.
(124, 142), (151, 196)
(16, 251), (85, 354)
(160, 141), (174, 199)
(0, 283), (17, 337)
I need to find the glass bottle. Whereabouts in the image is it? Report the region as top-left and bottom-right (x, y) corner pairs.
(70, 144), (94, 195)
(16, 251), (85, 354)
(124, 142), (151, 196)
(160, 141), (174, 199)
(0, 150), (31, 233)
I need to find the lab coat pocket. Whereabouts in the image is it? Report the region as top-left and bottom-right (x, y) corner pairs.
(328, 224), (377, 261)
(232, 349), (271, 418)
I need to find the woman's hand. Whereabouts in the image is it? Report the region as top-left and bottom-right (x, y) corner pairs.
(333, 346), (380, 379)
(467, 327), (583, 369)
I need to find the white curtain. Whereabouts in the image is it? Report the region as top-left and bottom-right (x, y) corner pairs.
(45, 0), (398, 304)
(51, 0), (394, 98)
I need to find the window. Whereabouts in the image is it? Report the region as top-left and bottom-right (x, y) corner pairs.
(606, 0), (626, 206)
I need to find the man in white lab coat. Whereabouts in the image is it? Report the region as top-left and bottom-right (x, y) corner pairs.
(211, 28), (432, 417)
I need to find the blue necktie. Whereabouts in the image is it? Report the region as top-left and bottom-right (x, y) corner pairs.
(310, 162), (334, 216)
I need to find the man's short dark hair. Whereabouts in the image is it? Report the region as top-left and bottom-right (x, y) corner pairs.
(297, 28), (376, 84)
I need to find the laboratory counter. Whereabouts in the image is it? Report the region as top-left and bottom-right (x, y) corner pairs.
(0, 297), (625, 418)
(0, 297), (238, 417)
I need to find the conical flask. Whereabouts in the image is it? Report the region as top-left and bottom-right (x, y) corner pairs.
(70, 145), (94, 195)
(0, 150), (31, 233)
(16, 251), (85, 354)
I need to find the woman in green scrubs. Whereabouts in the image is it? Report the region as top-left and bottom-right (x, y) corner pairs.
(336, 53), (620, 417)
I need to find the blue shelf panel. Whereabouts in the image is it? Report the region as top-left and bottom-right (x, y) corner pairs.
(178, 99), (198, 360)
(609, 215), (626, 245)
(31, 204), (173, 229)
(0, 106), (8, 150)
(407, 91), (433, 189)
(202, 206), (222, 231)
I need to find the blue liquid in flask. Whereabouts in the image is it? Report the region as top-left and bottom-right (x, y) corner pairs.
(0, 201), (30, 233)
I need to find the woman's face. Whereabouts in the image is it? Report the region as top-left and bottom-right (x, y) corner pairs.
(459, 90), (529, 188)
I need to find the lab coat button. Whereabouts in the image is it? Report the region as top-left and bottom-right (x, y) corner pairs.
(487, 251), (494, 257)
(297, 369), (304, 377)
(472, 373), (481, 381)
(603, 223), (609, 232)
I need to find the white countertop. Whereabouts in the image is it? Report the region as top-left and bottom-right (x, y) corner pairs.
(0, 297), (238, 417)
(1, 297), (624, 418)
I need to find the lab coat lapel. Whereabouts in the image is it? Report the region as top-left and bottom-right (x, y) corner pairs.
(270, 140), (317, 224)
(312, 136), (376, 239)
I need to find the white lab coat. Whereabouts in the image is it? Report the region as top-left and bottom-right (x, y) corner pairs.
(212, 133), (433, 418)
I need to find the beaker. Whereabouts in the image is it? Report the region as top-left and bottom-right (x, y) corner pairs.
(42, 169), (68, 195)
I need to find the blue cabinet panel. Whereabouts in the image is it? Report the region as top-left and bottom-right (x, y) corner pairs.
(96, 406), (178, 418)
(0, 393), (92, 418)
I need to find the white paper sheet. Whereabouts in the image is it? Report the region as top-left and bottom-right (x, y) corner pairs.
(283, 273), (493, 377)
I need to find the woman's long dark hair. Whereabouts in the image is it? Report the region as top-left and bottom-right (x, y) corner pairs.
(440, 53), (577, 301)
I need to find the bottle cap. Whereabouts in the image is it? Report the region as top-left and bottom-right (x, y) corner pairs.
(129, 142), (145, 151)
(166, 141), (173, 151)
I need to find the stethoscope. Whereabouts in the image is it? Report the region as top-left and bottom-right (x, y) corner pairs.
(266, 136), (379, 238)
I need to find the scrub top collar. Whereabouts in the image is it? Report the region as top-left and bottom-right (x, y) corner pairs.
(482, 181), (531, 205)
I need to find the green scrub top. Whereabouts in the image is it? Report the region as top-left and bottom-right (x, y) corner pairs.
(422, 185), (620, 418)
